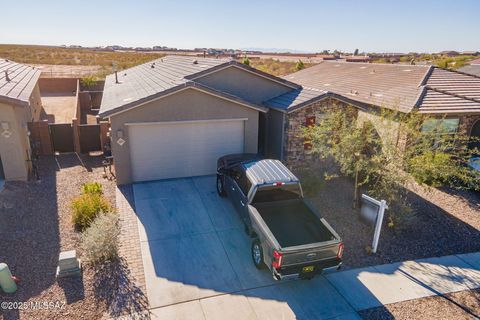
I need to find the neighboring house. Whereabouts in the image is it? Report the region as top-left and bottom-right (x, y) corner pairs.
(98, 56), (299, 184)
(458, 58), (480, 77)
(0, 59), (42, 181)
(268, 61), (480, 168)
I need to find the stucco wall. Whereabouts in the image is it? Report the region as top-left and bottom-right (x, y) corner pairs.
(0, 103), (30, 180)
(38, 78), (78, 94)
(109, 87), (260, 184)
(195, 66), (293, 104)
(29, 83), (43, 121)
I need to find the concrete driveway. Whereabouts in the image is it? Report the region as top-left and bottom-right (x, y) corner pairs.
(133, 176), (360, 320)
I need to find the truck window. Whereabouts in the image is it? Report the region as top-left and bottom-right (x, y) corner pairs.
(230, 165), (251, 195)
(252, 184), (302, 203)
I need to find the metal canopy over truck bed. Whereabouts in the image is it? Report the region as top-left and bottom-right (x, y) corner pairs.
(217, 154), (343, 280)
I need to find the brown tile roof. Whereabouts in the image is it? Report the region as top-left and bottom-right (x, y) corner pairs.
(0, 59), (41, 106)
(469, 58), (480, 65)
(282, 61), (480, 114)
(284, 61), (428, 113)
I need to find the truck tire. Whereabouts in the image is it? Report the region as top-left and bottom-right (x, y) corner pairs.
(251, 239), (265, 269)
(216, 175), (226, 197)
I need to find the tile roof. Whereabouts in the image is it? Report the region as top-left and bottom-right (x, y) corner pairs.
(100, 56), (229, 116)
(264, 87), (329, 111)
(468, 58), (480, 65)
(284, 61), (428, 113)
(282, 61), (480, 114)
(0, 59), (41, 106)
(99, 55), (298, 117)
(458, 65), (480, 77)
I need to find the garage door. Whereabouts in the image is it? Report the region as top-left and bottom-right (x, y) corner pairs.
(128, 119), (245, 182)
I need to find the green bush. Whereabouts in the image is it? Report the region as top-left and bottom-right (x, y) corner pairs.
(82, 182), (103, 195)
(72, 193), (111, 231)
(81, 212), (120, 265)
(409, 152), (452, 187)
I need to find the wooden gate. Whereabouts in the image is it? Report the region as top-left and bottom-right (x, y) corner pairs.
(49, 123), (74, 153)
(79, 124), (101, 153)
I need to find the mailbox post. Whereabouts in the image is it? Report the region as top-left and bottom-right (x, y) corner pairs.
(360, 194), (388, 253)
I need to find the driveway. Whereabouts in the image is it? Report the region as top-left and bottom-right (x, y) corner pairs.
(132, 176), (480, 319)
(133, 176), (359, 319)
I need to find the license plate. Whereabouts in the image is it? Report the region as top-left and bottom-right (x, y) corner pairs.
(302, 266), (314, 273)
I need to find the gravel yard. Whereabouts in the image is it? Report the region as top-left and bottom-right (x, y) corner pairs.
(308, 175), (480, 269)
(0, 154), (119, 320)
(359, 288), (480, 320)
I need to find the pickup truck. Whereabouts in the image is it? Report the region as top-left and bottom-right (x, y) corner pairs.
(216, 154), (343, 280)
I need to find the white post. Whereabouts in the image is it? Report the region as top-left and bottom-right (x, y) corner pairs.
(371, 200), (387, 253)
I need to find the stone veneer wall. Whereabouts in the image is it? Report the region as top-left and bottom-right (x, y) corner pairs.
(283, 99), (480, 171)
(459, 115), (480, 137)
(284, 98), (356, 170)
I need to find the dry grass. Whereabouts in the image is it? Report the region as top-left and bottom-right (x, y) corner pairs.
(0, 44), (165, 78)
(245, 58), (316, 76)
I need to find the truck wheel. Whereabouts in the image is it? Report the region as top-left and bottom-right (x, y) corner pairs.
(216, 175), (226, 197)
(251, 239), (265, 269)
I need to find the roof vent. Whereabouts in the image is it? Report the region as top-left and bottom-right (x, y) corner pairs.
(193, 60), (198, 64)
(151, 62), (155, 68)
(4, 70), (11, 82)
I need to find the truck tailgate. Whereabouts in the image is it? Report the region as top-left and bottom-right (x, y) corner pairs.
(281, 242), (340, 266)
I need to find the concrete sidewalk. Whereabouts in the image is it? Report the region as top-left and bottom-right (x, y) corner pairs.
(150, 252), (480, 319)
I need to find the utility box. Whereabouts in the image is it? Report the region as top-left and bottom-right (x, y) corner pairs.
(56, 250), (82, 278)
(0, 263), (17, 293)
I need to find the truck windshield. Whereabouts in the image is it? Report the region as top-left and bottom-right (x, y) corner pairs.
(252, 184), (302, 203)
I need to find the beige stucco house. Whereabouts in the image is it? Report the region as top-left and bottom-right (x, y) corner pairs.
(99, 56), (299, 184)
(100, 57), (480, 185)
(0, 59), (42, 181)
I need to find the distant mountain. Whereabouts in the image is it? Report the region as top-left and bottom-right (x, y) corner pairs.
(240, 47), (315, 54)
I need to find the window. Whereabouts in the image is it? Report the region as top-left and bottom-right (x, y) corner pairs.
(421, 118), (459, 134)
(230, 165), (251, 195)
(304, 115), (316, 150)
(421, 118), (459, 148)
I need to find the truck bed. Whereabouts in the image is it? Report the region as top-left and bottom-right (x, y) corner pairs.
(252, 199), (336, 248)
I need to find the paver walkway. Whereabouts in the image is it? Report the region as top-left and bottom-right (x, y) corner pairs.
(150, 252), (480, 319)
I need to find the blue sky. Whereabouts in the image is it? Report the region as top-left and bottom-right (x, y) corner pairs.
(1, 0), (479, 52)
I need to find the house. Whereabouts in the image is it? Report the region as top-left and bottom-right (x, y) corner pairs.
(270, 61), (480, 168)
(0, 59), (42, 181)
(459, 58), (480, 77)
(99, 57), (480, 185)
(98, 56), (299, 184)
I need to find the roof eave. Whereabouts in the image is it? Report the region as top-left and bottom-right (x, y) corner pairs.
(99, 81), (268, 118)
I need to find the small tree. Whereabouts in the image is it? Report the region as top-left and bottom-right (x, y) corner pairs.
(295, 60), (305, 71)
(242, 55), (250, 66)
(304, 105), (479, 227)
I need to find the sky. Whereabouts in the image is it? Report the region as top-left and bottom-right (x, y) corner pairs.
(1, 0), (479, 53)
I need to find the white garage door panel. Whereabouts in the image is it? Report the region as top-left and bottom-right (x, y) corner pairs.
(129, 120), (245, 181)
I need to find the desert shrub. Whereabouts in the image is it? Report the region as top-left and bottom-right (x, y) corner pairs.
(82, 182), (103, 195)
(296, 168), (325, 198)
(80, 76), (97, 88)
(72, 193), (111, 231)
(81, 212), (120, 265)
